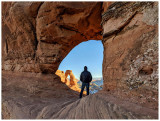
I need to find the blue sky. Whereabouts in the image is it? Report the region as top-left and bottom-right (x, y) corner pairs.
(58, 40), (103, 79)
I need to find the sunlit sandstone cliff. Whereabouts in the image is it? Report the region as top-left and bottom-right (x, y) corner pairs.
(2, 2), (158, 119)
(55, 70), (81, 93)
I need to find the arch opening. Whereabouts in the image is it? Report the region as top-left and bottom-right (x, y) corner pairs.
(56, 40), (104, 94)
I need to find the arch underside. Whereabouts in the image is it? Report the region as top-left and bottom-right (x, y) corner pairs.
(2, 2), (158, 119)
(2, 2), (102, 74)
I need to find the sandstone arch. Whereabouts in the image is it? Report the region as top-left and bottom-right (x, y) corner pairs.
(65, 70), (76, 86)
(56, 70), (77, 86)
(2, 2), (102, 74)
(2, 2), (158, 119)
(55, 69), (80, 93)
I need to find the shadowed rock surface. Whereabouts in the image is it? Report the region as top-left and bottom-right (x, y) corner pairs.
(102, 2), (158, 110)
(2, 2), (158, 119)
(2, 71), (79, 119)
(2, 71), (157, 119)
(2, 2), (102, 73)
(52, 92), (157, 119)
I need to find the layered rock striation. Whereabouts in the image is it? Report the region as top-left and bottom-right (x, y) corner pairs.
(52, 92), (157, 119)
(2, 2), (102, 73)
(2, 2), (158, 119)
(102, 2), (158, 110)
(2, 71), (79, 119)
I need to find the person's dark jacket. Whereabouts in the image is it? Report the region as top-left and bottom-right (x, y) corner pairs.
(80, 70), (92, 83)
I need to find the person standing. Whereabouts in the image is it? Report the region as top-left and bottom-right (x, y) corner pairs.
(79, 66), (92, 98)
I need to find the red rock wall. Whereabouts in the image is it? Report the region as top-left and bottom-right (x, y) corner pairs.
(2, 2), (43, 73)
(102, 2), (158, 109)
(2, 1), (158, 111)
(2, 2), (102, 73)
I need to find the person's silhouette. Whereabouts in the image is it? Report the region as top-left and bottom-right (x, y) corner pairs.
(79, 66), (92, 98)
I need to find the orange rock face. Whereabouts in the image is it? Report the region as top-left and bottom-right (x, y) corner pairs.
(2, 2), (158, 119)
(64, 70), (75, 86)
(2, 2), (102, 73)
(56, 70), (81, 92)
(102, 2), (158, 109)
(55, 70), (65, 82)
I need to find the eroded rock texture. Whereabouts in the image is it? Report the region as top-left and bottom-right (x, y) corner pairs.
(2, 71), (79, 119)
(102, 2), (158, 110)
(52, 92), (157, 119)
(2, 71), (157, 119)
(2, 2), (102, 73)
(2, 1), (158, 119)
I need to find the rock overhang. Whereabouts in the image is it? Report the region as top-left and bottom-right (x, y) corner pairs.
(2, 2), (158, 116)
(2, 2), (103, 74)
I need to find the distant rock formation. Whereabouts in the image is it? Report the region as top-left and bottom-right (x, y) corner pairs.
(65, 70), (76, 86)
(55, 70), (65, 82)
(56, 70), (81, 93)
(2, 1), (158, 119)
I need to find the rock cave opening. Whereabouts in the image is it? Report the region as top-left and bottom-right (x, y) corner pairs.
(2, 2), (158, 119)
(55, 40), (104, 94)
